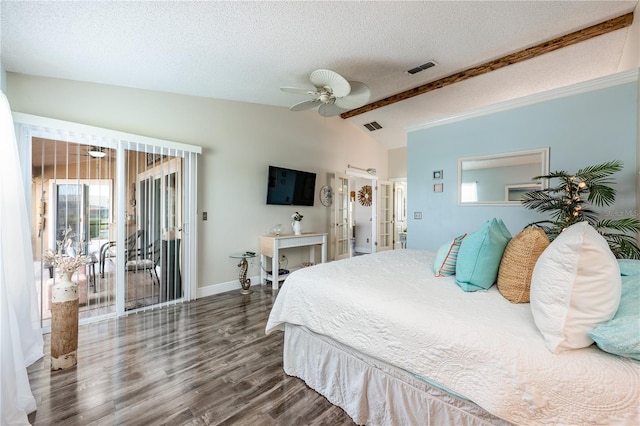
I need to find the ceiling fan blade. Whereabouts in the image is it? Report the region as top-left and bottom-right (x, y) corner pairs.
(335, 81), (371, 110)
(290, 99), (322, 111)
(318, 103), (348, 117)
(310, 69), (351, 97)
(281, 87), (318, 95)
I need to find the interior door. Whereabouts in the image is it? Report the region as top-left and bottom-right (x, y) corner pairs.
(394, 181), (407, 249)
(376, 180), (393, 252)
(333, 174), (351, 260)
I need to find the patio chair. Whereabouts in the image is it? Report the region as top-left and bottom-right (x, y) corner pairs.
(125, 239), (160, 286)
(99, 229), (144, 278)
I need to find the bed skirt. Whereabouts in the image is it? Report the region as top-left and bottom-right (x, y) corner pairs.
(283, 324), (511, 426)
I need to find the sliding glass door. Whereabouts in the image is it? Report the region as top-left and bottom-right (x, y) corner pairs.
(15, 115), (200, 330)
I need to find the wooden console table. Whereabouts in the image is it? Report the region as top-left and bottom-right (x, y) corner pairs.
(259, 233), (327, 290)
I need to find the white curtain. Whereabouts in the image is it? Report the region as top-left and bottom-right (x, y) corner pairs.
(0, 92), (44, 424)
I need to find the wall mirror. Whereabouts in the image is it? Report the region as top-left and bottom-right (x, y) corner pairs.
(457, 147), (549, 206)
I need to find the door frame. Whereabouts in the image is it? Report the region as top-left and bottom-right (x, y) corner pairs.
(331, 173), (352, 261)
(345, 169), (378, 255)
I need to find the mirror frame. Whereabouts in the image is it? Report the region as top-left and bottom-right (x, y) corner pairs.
(457, 147), (549, 206)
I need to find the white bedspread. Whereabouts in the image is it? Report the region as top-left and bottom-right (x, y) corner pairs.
(266, 250), (640, 425)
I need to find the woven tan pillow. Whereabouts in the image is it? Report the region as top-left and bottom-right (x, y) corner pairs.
(497, 226), (549, 303)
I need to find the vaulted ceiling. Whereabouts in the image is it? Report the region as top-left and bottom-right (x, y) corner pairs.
(2, 1), (638, 150)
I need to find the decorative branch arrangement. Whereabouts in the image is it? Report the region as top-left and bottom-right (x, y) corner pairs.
(521, 160), (640, 259)
(44, 228), (86, 275)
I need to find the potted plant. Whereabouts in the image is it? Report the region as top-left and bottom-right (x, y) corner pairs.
(521, 160), (640, 259)
(291, 211), (303, 235)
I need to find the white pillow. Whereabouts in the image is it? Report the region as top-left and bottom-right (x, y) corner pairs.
(530, 222), (621, 353)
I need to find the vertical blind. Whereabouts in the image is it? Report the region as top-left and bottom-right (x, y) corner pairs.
(13, 114), (201, 329)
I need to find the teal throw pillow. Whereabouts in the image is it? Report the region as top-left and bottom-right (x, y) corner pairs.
(617, 259), (640, 276)
(456, 218), (512, 291)
(589, 275), (640, 360)
(433, 234), (466, 277)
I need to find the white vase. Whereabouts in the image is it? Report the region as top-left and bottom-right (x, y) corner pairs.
(51, 271), (79, 370)
(292, 221), (302, 235)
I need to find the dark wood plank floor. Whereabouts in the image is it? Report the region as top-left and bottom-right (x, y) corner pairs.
(27, 287), (356, 425)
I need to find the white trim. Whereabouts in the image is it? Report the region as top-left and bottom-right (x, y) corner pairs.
(11, 112), (202, 154)
(407, 69), (640, 133)
(457, 147), (549, 207)
(196, 275), (261, 299)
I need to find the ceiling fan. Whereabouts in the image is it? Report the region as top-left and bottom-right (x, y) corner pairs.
(70, 146), (114, 159)
(281, 69), (371, 117)
(87, 147), (108, 158)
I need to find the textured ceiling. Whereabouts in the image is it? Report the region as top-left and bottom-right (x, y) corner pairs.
(1, 1), (637, 149)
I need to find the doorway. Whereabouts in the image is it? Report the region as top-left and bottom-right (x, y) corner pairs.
(331, 170), (398, 260)
(392, 179), (407, 249)
(331, 169), (393, 260)
(353, 177), (374, 255)
(16, 115), (200, 330)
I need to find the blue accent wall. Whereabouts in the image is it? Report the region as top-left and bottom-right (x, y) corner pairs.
(407, 79), (638, 250)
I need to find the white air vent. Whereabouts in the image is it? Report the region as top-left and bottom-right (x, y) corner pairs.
(364, 121), (383, 131)
(407, 60), (438, 75)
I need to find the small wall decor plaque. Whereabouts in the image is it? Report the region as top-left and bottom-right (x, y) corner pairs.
(433, 183), (443, 193)
(433, 170), (443, 179)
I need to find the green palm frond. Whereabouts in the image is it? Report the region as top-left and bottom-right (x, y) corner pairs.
(587, 186), (616, 206)
(602, 233), (640, 259)
(521, 160), (639, 258)
(580, 209), (600, 225)
(532, 171), (570, 180)
(521, 191), (564, 213)
(576, 161), (623, 181)
(595, 218), (640, 234)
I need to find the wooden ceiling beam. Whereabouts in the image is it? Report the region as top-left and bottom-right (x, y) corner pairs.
(340, 12), (634, 119)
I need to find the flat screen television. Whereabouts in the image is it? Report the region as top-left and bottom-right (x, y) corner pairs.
(267, 165), (316, 206)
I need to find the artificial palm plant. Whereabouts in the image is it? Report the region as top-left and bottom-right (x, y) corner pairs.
(521, 160), (640, 259)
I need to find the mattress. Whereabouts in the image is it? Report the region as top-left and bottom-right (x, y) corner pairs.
(266, 249), (640, 425)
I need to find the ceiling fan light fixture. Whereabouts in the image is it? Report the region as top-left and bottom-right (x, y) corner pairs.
(282, 69), (370, 117)
(88, 148), (106, 158)
(319, 92), (332, 103)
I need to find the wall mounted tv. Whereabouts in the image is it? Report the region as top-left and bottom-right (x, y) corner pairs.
(267, 165), (316, 206)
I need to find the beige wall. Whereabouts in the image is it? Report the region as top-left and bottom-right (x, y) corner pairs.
(7, 73), (389, 290)
(388, 147), (407, 179)
(618, 3), (640, 71)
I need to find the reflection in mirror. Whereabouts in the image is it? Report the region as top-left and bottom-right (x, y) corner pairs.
(458, 148), (549, 205)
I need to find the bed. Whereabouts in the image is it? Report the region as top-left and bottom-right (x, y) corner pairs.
(265, 248), (640, 425)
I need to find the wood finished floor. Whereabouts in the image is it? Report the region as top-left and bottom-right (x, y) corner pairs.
(27, 287), (356, 426)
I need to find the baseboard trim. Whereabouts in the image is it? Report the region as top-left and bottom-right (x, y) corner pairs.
(196, 274), (261, 299)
